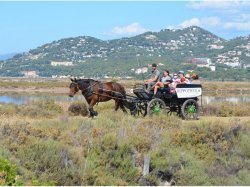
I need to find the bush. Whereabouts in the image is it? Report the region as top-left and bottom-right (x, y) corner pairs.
(68, 101), (89, 116)
(17, 139), (81, 185)
(0, 104), (18, 116)
(0, 157), (17, 185)
(0, 100), (63, 118)
(203, 102), (250, 117)
(22, 100), (63, 118)
(1, 100), (250, 185)
(83, 133), (140, 185)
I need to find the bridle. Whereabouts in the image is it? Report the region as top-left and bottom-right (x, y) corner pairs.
(70, 79), (99, 95)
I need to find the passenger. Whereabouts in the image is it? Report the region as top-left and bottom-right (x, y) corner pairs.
(169, 73), (177, 88)
(170, 71), (185, 93)
(145, 63), (160, 92)
(172, 73), (178, 82)
(191, 73), (201, 84)
(152, 70), (172, 96)
(184, 74), (191, 84)
(177, 71), (185, 84)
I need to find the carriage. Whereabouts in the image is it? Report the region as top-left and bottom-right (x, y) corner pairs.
(69, 78), (202, 120)
(124, 84), (202, 120)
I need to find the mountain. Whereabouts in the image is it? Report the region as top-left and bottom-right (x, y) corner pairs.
(0, 26), (249, 80)
(0, 53), (17, 61)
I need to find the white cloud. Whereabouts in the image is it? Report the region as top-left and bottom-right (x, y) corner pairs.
(109, 22), (148, 36)
(187, 0), (250, 10)
(176, 16), (250, 32)
(179, 18), (201, 28)
(224, 21), (250, 30)
(239, 14), (250, 21)
(184, 0), (250, 32)
(179, 17), (221, 28)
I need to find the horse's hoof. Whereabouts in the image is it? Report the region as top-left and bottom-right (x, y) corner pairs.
(130, 109), (137, 116)
(93, 111), (98, 116)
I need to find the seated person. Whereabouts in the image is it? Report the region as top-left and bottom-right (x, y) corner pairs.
(184, 74), (191, 84)
(172, 73), (178, 82)
(144, 63), (160, 92)
(152, 70), (172, 96)
(191, 73), (201, 84)
(170, 70), (185, 93)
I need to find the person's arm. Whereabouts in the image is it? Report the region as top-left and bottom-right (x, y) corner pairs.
(152, 71), (160, 82)
(150, 76), (157, 82)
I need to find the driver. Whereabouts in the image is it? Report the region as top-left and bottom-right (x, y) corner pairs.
(144, 63), (160, 92)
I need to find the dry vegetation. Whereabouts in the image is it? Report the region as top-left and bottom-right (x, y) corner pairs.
(0, 78), (250, 95)
(0, 100), (250, 185)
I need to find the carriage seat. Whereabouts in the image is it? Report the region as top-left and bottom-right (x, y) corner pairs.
(158, 87), (171, 93)
(157, 87), (173, 99)
(133, 88), (151, 99)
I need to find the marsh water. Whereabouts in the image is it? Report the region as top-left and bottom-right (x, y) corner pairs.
(1, 94), (250, 105)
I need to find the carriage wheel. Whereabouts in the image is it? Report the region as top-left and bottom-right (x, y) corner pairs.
(130, 102), (147, 117)
(136, 102), (147, 117)
(181, 99), (200, 120)
(147, 98), (166, 116)
(166, 105), (178, 116)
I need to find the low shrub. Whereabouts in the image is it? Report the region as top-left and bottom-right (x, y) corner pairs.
(0, 157), (17, 185)
(0, 104), (19, 116)
(1, 100), (250, 186)
(68, 101), (89, 116)
(21, 100), (63, 118)
(203, 102), (250, 117)
(83, 133), (140, 185)
(0, 100), (63, 118)
(17, 139), (81, 186)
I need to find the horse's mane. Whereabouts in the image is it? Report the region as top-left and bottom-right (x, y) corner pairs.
(75, 78), (95, 82)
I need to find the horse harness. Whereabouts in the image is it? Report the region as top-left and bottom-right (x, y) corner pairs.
(81, 79), (124, 103)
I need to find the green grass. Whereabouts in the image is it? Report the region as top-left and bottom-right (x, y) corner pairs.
(0, 101), (250, 185)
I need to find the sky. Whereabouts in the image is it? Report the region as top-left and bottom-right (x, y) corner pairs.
(1, 0), (250, 54)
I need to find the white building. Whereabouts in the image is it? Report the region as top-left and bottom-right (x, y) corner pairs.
(51, 61), (73, 66)
(210, 65), (216, 71)
(224, 62), (241, 68)
(208, 44), (224, 50)
(135, 67), (148, 74)
(22, 71), (39, 78)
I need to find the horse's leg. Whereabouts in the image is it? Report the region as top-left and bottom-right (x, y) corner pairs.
(114, 100), (119, 111)
(119, 100), (127, 113)
(89, 99), (98, 117)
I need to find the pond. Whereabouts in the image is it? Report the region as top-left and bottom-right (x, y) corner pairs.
(0, 94), (82, 105)
(1, 94), (250, 105)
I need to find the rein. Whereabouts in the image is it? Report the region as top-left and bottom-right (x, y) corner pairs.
(73, 79), (127, 101)
(91, 90), (126, 101)
(82, 82), (99, 94)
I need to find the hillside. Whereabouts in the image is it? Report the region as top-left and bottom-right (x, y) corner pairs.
(0, 26), (250, 80)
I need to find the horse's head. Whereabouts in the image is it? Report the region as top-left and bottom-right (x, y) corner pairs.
(69, 78), (80, 97)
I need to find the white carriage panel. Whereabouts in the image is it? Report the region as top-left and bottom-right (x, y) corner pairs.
(176, 87), (202, 98)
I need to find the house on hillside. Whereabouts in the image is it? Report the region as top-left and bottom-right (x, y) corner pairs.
(22, 71), (39, 78)
(187, 57), (216, 71)
(51, 61), (73, 66)
(135, 67), (148, 74)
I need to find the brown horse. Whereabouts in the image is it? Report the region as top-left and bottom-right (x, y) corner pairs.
(69, 78), (127, 117)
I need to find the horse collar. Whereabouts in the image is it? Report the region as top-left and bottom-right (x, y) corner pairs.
(81, 79), (95, 97)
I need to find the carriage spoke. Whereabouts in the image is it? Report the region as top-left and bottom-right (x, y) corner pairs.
(147, 98), (166, 116)
(181, 99), (200, 120)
